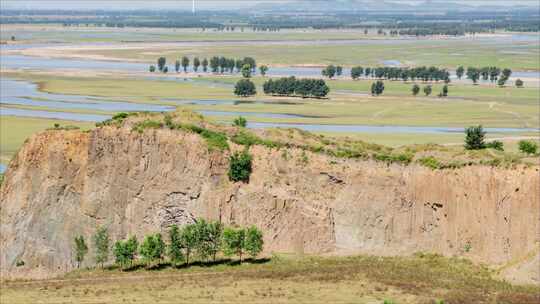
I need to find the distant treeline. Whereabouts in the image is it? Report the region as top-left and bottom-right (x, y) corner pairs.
(2, 10), (538, 33)
(350, 66), (451, 82)
(263, 77), (330, 98)
(151, 56), (257, 74)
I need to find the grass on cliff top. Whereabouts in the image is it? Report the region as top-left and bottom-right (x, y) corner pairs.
(99, 110), (538, 169)
(0, 116), (94, 165)
(2, 253), (539, 304)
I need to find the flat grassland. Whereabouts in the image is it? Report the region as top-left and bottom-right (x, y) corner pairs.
(11, 73), (539, 129)
(69, 38), (540, 70)
(0, 116), (93, 164)
(5, 25), (538, 70)
(2, 254), (539, 304)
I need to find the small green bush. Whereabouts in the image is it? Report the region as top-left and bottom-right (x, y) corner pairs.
(374, 153), (413, 165)
(231, 131), (283, 149)
(228, 150), (253, 183)
(233, 116), (247, 127)
(112, 112), (129, 120)
(97, 112), (138, 127)
(231, 131), (261, 146)
(49, 124), (80, 131)
(518, 140), (538, 155)
(485, 140), (504, 151)
(179, 124), (229, 151)
(132, 120), (163, 134)
(201, 129), (229, 151)
(418, 156), (440, 169)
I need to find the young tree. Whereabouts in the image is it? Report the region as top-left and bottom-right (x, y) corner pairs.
(466, 67), (480, 84)
(412, 84), (420, 96)
(502, 68), (512, 79)
(180, 225), (198, 265)
(114, 236), (138, 269)
(259, 65), (269, 77)
(244, 226), (264, 259)
(149, 65), (156, 72)
(140, 233), (165, 266)
(322, 65), (336, 79)
(227, 58), (236, 73)
(168, 225), (184, 266)
(163, 66), (168, 74)
(181, 56), (190, 73)
(219, 56), (227, 73)
(456, 66), (464, 79)
(423, 85), (432, 96)
(207, 221), (223, 262)
(222, 227), (246, 262)
(351, 66), (363, 80)
(193, 57), (201, 72)
(235, 59), (243, 72)
(336, 66), (343, 77)
(74, 235), (88, 268)
(233, 116), (247, 127)
(241, 64), (252, 78)
(202, 58), (209, 72)
(193, 220), (212, 261)
(441, 84), (449, 97)
(464, 125), (486, 150)
(234, 79), (257, 97)
(242, 57), (257, 71)
(93, 227), (110, 268)
(175, 60), (180, 73)
(371, 80), (385, 96)
(157, 57), (166, 72)
(228, 150), (253, 182)
(209, 56), (220, 73)
(515, 79), (524, 88)
(489, 66), (501, 82)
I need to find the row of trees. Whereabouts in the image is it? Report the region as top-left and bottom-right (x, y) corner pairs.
(459, 66), (512, 85)
(74, 220), (264, 269)
(263, 77), (330, 98)
(351, 66), (451, 83)
(412, 84), (449, 97)
(151, 56), (260, 75)
(321, 65), (344, 79)
(370, 81), (449, 97)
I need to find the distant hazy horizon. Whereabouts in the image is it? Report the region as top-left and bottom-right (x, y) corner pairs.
(1, 0), (538, 11)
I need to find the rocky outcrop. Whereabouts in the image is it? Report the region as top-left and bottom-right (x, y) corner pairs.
(1, 126), (539, 283)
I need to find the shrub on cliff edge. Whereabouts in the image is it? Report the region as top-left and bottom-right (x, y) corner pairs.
(228, 150), (253, 183)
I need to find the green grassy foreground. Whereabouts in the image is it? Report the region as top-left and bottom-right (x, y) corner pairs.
(2, 254), (539, 304)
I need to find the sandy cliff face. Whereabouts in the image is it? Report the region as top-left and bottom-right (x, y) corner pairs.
(1, 126), (539, 282)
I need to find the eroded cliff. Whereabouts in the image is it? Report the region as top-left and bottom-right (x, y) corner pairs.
(1, 113), (539, 283)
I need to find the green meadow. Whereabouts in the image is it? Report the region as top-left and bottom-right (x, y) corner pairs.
(76, 38), (540, 70)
